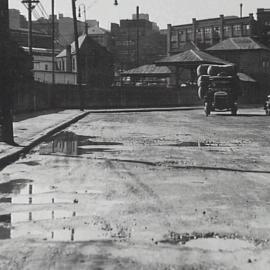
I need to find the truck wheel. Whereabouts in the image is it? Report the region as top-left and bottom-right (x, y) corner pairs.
(204, 102), (210, 116)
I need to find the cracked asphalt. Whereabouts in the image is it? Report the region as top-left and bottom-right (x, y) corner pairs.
(0, 107), (270, 270)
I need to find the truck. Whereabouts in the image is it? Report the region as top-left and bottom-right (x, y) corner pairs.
(197, 64), (241, 116)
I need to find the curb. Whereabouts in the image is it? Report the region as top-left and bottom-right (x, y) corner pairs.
(0, 111), (89, 170)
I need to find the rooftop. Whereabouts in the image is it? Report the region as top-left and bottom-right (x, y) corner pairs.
(206, 37), (270, 51)
(156, 49), (230, 67)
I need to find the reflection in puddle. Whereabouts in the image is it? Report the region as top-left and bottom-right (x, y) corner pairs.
(39, 131), (122, 156)
(0, 210), (110, 242)
(0, 179), (33, 194)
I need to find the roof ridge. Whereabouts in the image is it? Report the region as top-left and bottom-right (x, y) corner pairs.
(191, 49), (203, 61)
(229, 37), (240, 49)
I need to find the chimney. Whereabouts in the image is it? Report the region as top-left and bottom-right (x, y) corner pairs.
(240, 3), (243, 18)
(66, 45), (72, 72)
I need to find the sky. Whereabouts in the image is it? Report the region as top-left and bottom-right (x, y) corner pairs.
(9, 0), (270, 30)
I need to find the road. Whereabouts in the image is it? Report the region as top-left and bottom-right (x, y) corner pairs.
(0, 107), (270, 270)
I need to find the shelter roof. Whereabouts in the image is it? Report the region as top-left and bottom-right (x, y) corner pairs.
(122, 64), (171, 76)
(206, 37), (270, 51)
(156, 49), (229, 67)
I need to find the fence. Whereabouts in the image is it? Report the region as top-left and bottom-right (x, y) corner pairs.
(11, 83), (202, 113)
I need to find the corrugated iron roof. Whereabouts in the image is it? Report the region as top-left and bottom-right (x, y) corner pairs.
(156, 49), (229, 66)
(122, 64), (171, 76)
(206, 37), (270, 51)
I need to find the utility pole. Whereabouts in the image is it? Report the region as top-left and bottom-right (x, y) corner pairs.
(52, 0), (55, 87)
(22, 0), (39, 57)
(50, 0), (55, 108)
(0, 0), (14, 144)
(71, 0), (83, 111)
(136, 6), (140, 67)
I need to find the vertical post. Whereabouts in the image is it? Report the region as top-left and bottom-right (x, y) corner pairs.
(72, 0), (83, 111)
(136, 6), (139, 67)
(49, 0), (55, 109)
(52, 0), (55, 86)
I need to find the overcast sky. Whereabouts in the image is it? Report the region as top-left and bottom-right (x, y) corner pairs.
(9, 0), (270, 29)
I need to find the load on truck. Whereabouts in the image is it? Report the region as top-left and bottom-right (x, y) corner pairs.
(197, 64), (241, 116)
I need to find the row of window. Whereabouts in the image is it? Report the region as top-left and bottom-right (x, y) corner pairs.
(172, 24), (251, 43)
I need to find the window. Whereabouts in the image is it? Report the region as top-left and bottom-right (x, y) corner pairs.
(243, 24), (250, 35)
(72, 58), (75, 71)
(196, 28), (203, 42)
(186, 28), (193, 41)
(178, 30), (185, 41)
(45, 64), (48, 71)
(204, 27), (212, 38)
(233, 24), (241, 36)
(224, 25), (231, 37)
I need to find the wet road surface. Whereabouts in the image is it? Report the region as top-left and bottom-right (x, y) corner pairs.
(0, 108), (270, 270)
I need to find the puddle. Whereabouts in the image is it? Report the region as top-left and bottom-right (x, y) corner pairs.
(168, 141), (223, 147)
(160, 231), (267, 248)
(0, 179), (33, 194)
(0, 210), (130, 242)
(185, 238), (254, 251)
(0, 180), (82, 205)
(17, 161), (40, 166)
(0, 211), (111, 242)
(39, 131), (122, 156)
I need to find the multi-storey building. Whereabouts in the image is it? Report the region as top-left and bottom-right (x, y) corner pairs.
(111, 14), (167, 71)
(256, 8), (270, 46)
(167, 14), (256, 55)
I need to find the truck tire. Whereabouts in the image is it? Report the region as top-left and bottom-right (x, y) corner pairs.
(198, 87), (207, 100)
(197, 64), (210, 76)
(197, 75), (210, 87)
(207, 64), (237, 76)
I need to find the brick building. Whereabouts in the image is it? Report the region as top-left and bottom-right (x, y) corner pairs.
(111, 14), (167, 71)
(167, 14), (256, 55)
(207, 37), (270, 102)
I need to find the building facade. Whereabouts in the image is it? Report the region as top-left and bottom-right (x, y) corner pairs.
(87, 25), (112, 52)
(207, 37), (270, 102)
(52, 35), (113, 86)
(111, 14), (167, 71)
(167, 14), (256, 55)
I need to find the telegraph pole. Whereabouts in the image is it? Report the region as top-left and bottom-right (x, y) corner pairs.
(0, 0), (14, 144)
(22, 0), (39, 57)
(136, 6), (140, 67)
(71, 0), (83, 111)
(52, 0), (55, 86)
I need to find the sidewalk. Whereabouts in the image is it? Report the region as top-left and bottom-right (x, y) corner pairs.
(0, 110), (89, 167)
